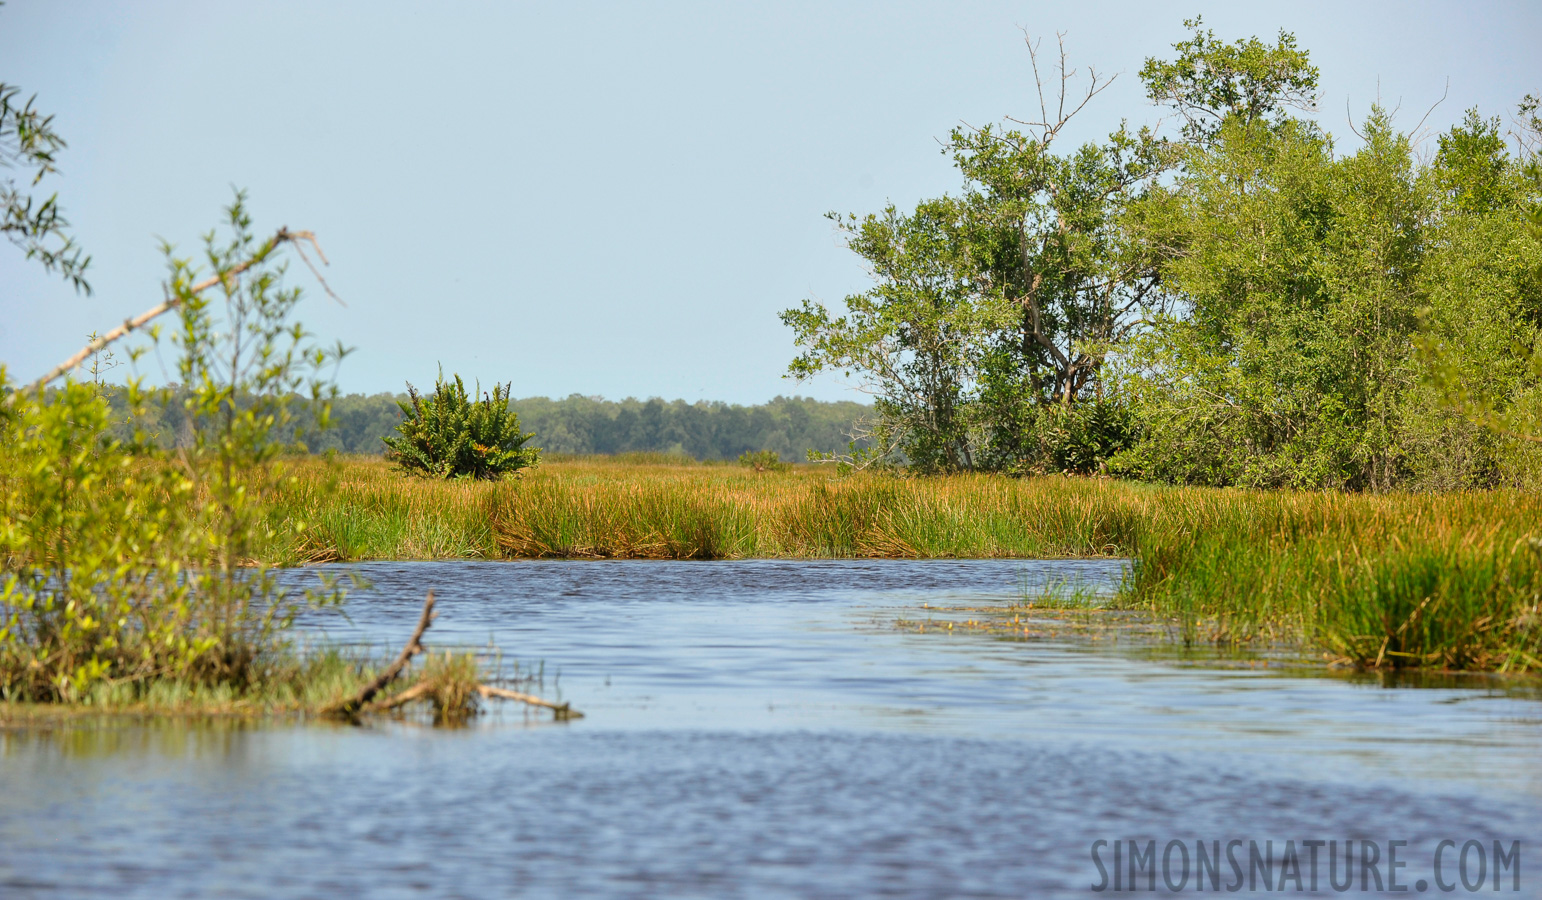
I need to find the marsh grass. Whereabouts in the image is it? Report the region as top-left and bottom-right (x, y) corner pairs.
(1021, 573), (1114, 609)
(261, 455), (1141, 563)
(1124, 490), (1542, 672)
(256, 456), (1542, 673)
(407, 650), (482, 726)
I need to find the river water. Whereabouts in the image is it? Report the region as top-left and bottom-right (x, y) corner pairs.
(2, 560), (1539, 898)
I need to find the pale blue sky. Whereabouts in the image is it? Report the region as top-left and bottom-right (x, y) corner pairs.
(2, 1), (1539, 403)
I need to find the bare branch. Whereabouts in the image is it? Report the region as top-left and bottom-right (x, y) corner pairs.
(10, 226), (335, 401)
(1005, 30), (1117, 146)
(327, 590), (436, 718)
(1345, 97), (1368, 142)
(477, 684), (583, 719)
(1408, 78), (1451, 147)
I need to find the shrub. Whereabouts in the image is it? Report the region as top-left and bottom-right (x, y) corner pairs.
(384, 371), (540, 480)
(737, 449), (788, 472)
(0, 194), (347, 702)
(978, 396), (1135, 476)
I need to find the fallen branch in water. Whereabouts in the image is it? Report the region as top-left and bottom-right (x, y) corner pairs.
(477, 684), (583, 720)
(326, 590), (436, 718)
(364, 680), (582, 720)
(368, 681), (431, 712)
(332, 590), (582, 722)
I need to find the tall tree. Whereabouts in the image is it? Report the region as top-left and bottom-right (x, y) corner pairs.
(782, 196), (1008, 471)
(784, 35), (1170, 473)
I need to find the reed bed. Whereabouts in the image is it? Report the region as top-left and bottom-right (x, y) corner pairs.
(1125, 489), (1542, 672)
(0, 649), (387, 719)
(261, 455), (1145, 563)
(257, 456), (1542, 672)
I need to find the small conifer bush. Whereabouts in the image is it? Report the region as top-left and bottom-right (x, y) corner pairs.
(384, 371), (540, 479)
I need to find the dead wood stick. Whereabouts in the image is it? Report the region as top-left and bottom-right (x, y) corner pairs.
(367, 681), (431, 713)
(328, 590), (437, 717)
(477, 684), (583, 719)
(13, 227), (331, 401)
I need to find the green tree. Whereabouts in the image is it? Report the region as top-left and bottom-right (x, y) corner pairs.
(1115, 72), (1542, 490)
(782, 196), (1008, 471)
(1138, 16), (1320, 145)
(2, 194), (348, 699)
(785, 35), (1170, 473)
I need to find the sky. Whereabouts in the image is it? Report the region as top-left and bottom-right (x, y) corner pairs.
(2, 1), (1539, 404)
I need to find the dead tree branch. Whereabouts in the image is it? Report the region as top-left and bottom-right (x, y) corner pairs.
(333, 589), (583, 722)
(327, 590), (437, 718)
(477, 684), (584, 720)
(11, 226), (335, 402)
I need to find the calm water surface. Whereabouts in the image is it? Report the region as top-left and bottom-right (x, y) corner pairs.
(2, 560), (1539, 898)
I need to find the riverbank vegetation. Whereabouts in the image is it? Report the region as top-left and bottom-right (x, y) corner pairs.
(4, 10), (1541, 718)
(382, 371), (541, 479)
(257, 454), (1542, 673)
(785, 21), (1542, 490)
(0, 195), (356, 709)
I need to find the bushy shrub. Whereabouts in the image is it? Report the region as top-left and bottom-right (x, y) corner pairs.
(384, 372), (540, 480)
(0, 195), (347, 702)
(737, 449), (789, 472)
(977, 396), (1134, 476)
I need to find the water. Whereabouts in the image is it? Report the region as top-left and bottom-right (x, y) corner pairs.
(2, 560), (1539, 898)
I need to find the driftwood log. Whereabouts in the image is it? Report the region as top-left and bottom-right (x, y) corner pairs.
(328, 590), (582, 721)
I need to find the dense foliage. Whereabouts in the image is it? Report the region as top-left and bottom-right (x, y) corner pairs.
(786, 20), (1542, 489)
(1, 196), (345, 702)
(383, 373), (540, 480)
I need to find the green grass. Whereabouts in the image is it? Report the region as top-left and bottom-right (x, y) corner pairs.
(1124, 489), (1542, 672)
(261, 455), (1143, 563)
(0, 648), (385, 719)
(254, 455), (1542, 674)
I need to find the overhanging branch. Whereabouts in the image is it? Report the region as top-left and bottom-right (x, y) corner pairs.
(11, 226), (333, 402)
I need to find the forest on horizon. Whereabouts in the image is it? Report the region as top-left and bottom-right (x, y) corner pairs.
(101, 388), (873, 462)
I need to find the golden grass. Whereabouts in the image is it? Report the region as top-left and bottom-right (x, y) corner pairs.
(261, 455), (1145, 563)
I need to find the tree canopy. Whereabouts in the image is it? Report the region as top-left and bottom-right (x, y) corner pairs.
(786, 24), (1542, 489)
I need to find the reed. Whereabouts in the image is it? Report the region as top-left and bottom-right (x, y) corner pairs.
(259, 455), (1141, 563)
(256, 455), (1542, 673)
(1124, 489), (1542, 672)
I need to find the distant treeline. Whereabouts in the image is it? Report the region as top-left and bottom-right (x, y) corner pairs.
(104, 389), (872, 462)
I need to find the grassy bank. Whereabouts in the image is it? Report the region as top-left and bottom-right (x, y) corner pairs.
(1124, 490), (1542, 672)
(261, 454), (1144, 563)
(257, 455), (1542, 673)
(0, 649), (384, 720)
